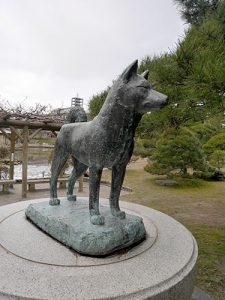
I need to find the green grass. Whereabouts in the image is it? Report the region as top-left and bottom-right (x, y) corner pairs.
(188, 225), (225, 299)
(170, 177), (208, 188)
(102, 165), (225, 299)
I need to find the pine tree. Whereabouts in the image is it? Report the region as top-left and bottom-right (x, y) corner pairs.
(145, 128), (207, 176)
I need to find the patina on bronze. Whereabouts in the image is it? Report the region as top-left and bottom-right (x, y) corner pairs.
(50, 60), (168, 225)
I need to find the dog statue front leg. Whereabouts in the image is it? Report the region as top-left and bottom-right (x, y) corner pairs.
(89, 166), (105, 225)
(109, 165), (126, 219)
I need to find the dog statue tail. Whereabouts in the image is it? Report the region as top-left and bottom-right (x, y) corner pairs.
(64, 106), (87, 124)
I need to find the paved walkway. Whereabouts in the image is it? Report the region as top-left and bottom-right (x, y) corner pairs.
(0, 159), (143, 207)
(0, 181), (124, 207)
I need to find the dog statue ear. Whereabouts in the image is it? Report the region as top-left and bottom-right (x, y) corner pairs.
(141, 70), (149, 80)
(121, 60), (138, 81)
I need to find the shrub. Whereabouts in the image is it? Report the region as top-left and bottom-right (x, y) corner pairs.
(203, 132), (225, 155)
(209, 149), (225, 169)
(145, 128), (208, 176)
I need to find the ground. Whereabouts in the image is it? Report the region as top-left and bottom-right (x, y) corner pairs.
(0, 158), (224, 299)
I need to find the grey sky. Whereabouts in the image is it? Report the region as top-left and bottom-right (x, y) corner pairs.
(0, 0), (186, 110)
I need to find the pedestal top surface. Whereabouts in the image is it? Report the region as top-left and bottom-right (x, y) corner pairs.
(0, 198), (198, 300)
(0, 198), (157, 266)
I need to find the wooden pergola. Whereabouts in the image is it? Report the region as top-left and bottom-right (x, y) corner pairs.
(0, 114), (63, 197)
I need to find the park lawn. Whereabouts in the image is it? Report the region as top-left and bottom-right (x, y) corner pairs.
(102, 161), (225, 300)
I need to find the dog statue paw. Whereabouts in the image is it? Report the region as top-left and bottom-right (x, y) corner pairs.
(67, 194), (76, 201)
(111, 210), (126, 219)
(90, 215), (105, 225)
(49, 198), (60, 206)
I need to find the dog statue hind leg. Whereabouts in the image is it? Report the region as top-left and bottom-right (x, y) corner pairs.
(49, 141), (69, 206)
(89, 166), (105, 225)
(67, 157), (88, 201)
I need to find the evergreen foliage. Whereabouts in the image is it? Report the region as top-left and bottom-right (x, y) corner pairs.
(88, 89), (109, 118)
(139, 2), (225, 131)
(209, 149), (225, 169)
(133, 138), (154, 157)
(190, 122), (219, 143)
(142, 2), (225, 176)
(144, 128), (207, 176)
(203, 132), (225, 154)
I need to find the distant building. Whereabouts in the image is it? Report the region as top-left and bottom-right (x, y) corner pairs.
(71, 97), (83, 108)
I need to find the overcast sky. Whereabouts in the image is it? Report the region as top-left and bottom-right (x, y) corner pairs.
(0, 0), (187, 110)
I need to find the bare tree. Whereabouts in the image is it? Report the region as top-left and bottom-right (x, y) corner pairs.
(0, 98), (64, 123)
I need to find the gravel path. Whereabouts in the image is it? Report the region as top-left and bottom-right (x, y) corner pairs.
(0, 181), (120, 206)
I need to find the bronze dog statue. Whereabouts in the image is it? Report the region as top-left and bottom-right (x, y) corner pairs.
(50, 60), (168, 225)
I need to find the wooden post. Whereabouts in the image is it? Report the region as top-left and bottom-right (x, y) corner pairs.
(9, 129), (16, 187)
(78, 175), (83, 192)
(9, 126), (23, 143)
(28, 128), (42, 141)
(22, 126), (29, 198)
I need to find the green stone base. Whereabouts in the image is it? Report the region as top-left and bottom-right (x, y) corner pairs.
(25, 199), (146, 257)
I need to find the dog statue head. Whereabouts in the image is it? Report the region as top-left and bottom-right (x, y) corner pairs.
(115, 60), (168, 114)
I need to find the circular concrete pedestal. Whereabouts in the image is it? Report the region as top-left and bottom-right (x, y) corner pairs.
(0, 198), (198, 300)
